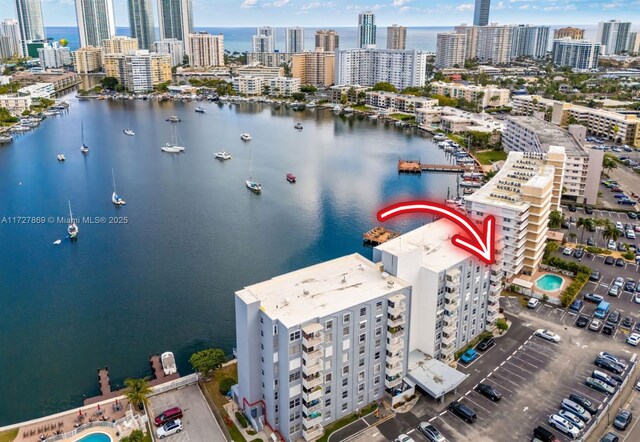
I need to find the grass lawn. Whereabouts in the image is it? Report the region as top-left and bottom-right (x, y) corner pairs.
(475, 150), (507, 165)
(317, 403), (378, 442)
(351, 105), (370, 112)
(390, 113), (414, 121)
(0, 429), (18, 442)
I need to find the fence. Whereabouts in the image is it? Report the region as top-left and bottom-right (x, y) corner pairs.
(149, 373), (199, 396)
(44, 419), (121, 442)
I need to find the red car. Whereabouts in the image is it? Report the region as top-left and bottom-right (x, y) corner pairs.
(154, 407), (183, 426)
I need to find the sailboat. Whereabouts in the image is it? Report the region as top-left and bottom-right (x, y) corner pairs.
(123, 118), (135, 136)
(80, 122), (89, 153)
(111, 169), (126, 206)
(161, 125), (185, 153)
(67, 201), (78, 240)
(245, 147), (261, 193)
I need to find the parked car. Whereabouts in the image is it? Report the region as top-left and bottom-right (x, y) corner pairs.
(635, 292), (640, 304)
(586, 377), (616, 395)
(570, 300), (584, 313)
(568, 393), (599, 415)
(609, 285), (620, 297)
(624, 280), (636, 292)
(622, 316), (633, 328)
(558, 410), (585, 430)
(614, 276), (625, 287)
(156, 419), (183, 439)
(589, 319), (602, 331)
(585, 206), (594, 214)
(417, 422), (446, 442)
(535, 329), (561, 342)
(576, 315), (589, 328)
(154, 407), (183, 427)
(561, 220), (570, 229)
(600, 432), (620, 442)
(605, 256), (616, 265)
(395, 435), (415, 442)
(584, 292), (603, 303)
(592, 370), (618, 387)
(574, 248), (584, 259)
(475, 383), (502, 401)
(568, 205), (577, 212)
(627, 333), (640, 346)
(603, 324), (615, 335)
(563, 247), (574, 256)
(607, 311), (621, 325)
(548, 414), (580, 439)
(599, 352), (628, 369)
(460, 348), (478, 364)
(448, 401), (477, 423)
(476, 337), (495, 351)
(527, 298), (539, 309)
(613, 410), (632, 431)
(561, 398), (592, 422)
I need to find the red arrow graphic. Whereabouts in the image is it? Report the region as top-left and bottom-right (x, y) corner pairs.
(377, 201), (496, 265)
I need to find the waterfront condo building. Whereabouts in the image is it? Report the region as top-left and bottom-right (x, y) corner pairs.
(465, 151), (564, 279)
(430, 81), (510, 108)
(510, 25), (550, 60)
(157, 0), (193, 46)
(597, 20), (631, 55)
(315, 30), (339, 52)
(128, 0), (154, 50)
(473, 0), (491, 26)
(37, 43), (72, 69)
(291, 51), (335, 87)
(373, 219), (499, 365)
(435, 33), (467, 69)
(0, 19), (23, 58)
(153, 38), (184, 67)
(285, 27), (304, 53)
(551, 39), (601, 70)
(233, 76), (264, 95)
(503, 116), (603, 206)
(236, 66), (284, 80)
(0, 94), (32, 116)
(269, 77), (301, 97)
(102, 36), (138, 54)
(104, 50), (171, 93)
(386, 25), (406, 50)
(233, 254), (412, 442)
(75, 0), (116, 48)
(15, 0), (45, 54)
(252, 26), (275, 53)
(246, 52), (292, 68)
(365, 91), (437, 113)
(554, 27), (585, 40)
(454, 24), (512, 64)
(334, 49), (427, 91)
(186, 32), (224, 67)
(357, 12), (376, 48)
(73, 46), (103, 73)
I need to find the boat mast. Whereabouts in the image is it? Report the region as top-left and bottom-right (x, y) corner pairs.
(81, 122), (84, 144)
(68, 201), (73, 223)
(112, 168), (117, 193)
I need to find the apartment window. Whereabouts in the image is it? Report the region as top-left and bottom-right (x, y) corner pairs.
(325, 398), (332, 407)
(342, 378), (348, 387)
(359, 358), (365, 368)
(289, 344), (300, 355)
(360, 307), (366, 316)
(374, 376), (380, 385)
(359, 321), (366, 330)
(260, 317), (263, 324)
(260, 330), (263, 337)
(359, 333), (366, 344)
(358, 395), (364, 404)
(374, 388), (380, 396)
(275, 391), (278, 401)
(326, 385), (332, 394)
(325, 373), (332, 383)
(375, 338), (381, 347)
(273, 324), (278, 335)
(374, 351), (380, 360)
(342, 390), (348, 399)
(260, 344), (264, 350)
(374, 363), (381, 374)
(326, 319), (333, 330)
(358, 372), (365, 382)
(261, 356), (264, 363)
(359, 346), (365, 355)
(342, 365), (350, 375)
(326, 332), (333, 342)
(376, 315), (382, 323)
(342, 352), (349, 363)
(289, 331), (300, 342)
(342, 403), (348, 411)
(376, 301), (382, 311)
(343, 313), (351, 323)
(289, 399), (301, 410)
(375, 326), (382, 337)
(343, 326), (350, 336)
(289, 371), (300, 383)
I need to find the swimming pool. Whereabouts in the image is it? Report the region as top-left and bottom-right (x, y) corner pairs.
(536, 274), (564, 292)
(75, 432), (113, 442)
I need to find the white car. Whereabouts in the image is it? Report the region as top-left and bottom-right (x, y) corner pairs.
(157, 419), (183, 439)
(527, 298), (539, 309)
(627, 333), (640, 346)
(535, 329), (561, 343)
(616, 221), (624, 231)
(589, 319), (602, 331)
(627, 230), (636, 239)
(548, 414), (580, 439)
(608, 240), (617, 250)
(395, 435), (415, 442)
(563, 247), (574, 255)
(635, 293), (640, 304)
(614, 277), (625, 287)
(558, 409), (586, 430)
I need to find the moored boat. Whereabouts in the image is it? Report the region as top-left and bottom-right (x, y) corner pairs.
(67, 201), (78, 240)
(215, 151), (232, 160)
(111, 169), (126, 206)
(294, 123), (303, 130)
(166, 116), (181, 122)
(195, 107), (206, 113)
(286, 173), (296, 183)
(246, 179), (262, 193)
(240, 133), (252, 141)
(57, 154), (65, 161)
(161, 352), (177, 376)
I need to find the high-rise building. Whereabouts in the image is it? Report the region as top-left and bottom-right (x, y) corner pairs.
(435, 32), (467, 68)
(386, 25), (406, 50)
(357, 11), (376, 48)
(285, 27), (304, 53)
(102, 36), (138, 54)
(252, 26), (275, 53)
(157, 0), (193, 46)
(551, 39), (600, 70)
(75, 0), (116, 48)
(473, 0), (491, 27)
(315, 29), (339, 52)
(104, 50), (171, 92)
(510, 25), (550, 60)
(455, 24), (512, 64)
(245, 52), (292, 68)
(0, 19), (23, 58)
(14, 0), (45, 54)
(37, 42), (72, 68)
(335, 49), (427, 91)
(153, 38), (184, 66)
(597, 20), (631, 55)
(628, 32), (640, 55)
(292, 50), (335, 87)
(128, 0), (154, 50)
(186, 32), (224, 67)
(553, 27), (585, 40)
(73, 46), (103, 73)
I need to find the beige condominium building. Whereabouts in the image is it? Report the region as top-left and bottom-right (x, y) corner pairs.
(430, 81), (510, 108)
(503, 116), (603, 206)
(465, 150), (565, 279)
(104, 50), (171, 93)
(553, 27), (585, 40)
(73, 46), (104, 73)
(291, 50), (335, 87)
(102, 36), (139, 54)
(186, 32), (224, 67)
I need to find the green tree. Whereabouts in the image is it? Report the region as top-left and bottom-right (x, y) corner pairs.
(219, 377), (236, 395)
(291, 92), (306, 101)
(548, 210), (564, 228)
(544, 241), (560, 260)
(496, 318), (509, 333)
(467, 131), (491, 151)
(603, 221), (620, 244)
(371, 82), (397, 93)
(120, 430), (145, 442)
(189, 348), (226, 378)
(155, 81), (171, 93)
(576, 218), (594, 244)
(602, 155), (617, 175)
(431, 94), (458, 107)
(475, 91), (485, 112)
(568, 232), (577, 243)
(300, 84), (317, 93)
(100, 76), (119, 90)
(123, 377), (152, 409)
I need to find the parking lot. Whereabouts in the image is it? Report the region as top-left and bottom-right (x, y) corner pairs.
(147, 384), (225, 441)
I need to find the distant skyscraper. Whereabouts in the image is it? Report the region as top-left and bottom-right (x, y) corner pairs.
(285, 27), (304, 53)
(187, 32), (224, 67)
(554, 27), (585, 40)
(75, 0), (116, 48)
(252, 26), (275, 53)
(315, 29), (339, 51)
(510, 25), (550, 60)
(128, 0), (154, 50)
(473, 0), (491, 26)
(157, 0), (193, 44)
(552, 39), (600, 70)
(435, 32), (467, 68)
(0, 19), (23, 57)
(597, 20), (631, 55)
(386, 24), (406, 50)
(14, 0), (45, 54)
(628, 32), (640, 55)
(358, 11), (376, 48)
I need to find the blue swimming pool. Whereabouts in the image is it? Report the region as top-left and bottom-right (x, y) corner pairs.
(75, 433), (112, 442)
(536, 274), (564, 292)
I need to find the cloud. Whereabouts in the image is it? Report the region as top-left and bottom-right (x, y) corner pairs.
(241, 0), (258, 8)
(494, 1), (507, 9)
(392, 0), (413, 6)
(456, 3), (474, 11)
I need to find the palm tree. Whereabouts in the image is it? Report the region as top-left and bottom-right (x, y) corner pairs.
(576, 217), (594, 244)
(475, 91), (485, 112)
(124, 377), (152, 410)
(548, 210), (564, 228)
(568, 232), (577, 244)
(602, 222), (620, 245)
(603, 155), (617, 176)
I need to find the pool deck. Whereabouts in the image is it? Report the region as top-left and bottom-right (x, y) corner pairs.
(519, 270), (572, 297)
(71, 428), (118, 441)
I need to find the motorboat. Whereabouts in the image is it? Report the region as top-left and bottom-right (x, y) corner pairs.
(240, 133), (252, 141)
(80, 122), (89, 153)
(286, 173), (296, 183)
(57, 154), (65, 161)
(433, 133), (446, 141)
(67, 201), (78, 240)
(111, 169), (126, 206)
(246, 179), (262, 193)
(294, 123), (303, 130)
(53, 239), (61, 245)
(215, 151), (232, 160)
(0, 134), (13, 143)
(166, 116), (181, 122)
(161, 352), (177, 376)
(123, 129), (135, 136)
(195, 107), (206, 113)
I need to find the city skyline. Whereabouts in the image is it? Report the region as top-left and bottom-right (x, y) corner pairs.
(2, 0), (640, 28)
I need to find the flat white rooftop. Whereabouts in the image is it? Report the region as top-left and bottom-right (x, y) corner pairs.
(406, 349), (468, 399)
(375, 219), (473, 273)
(236, 253), (409, 328)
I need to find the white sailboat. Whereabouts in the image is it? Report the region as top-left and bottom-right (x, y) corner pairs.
(111, 169), (126, 206)
(123, 117), (135, 136)
(161, 125), (185, 153)
(80, 122), (89, 153)
(67, 201), (78, 240)
(246, 147), (261, 193)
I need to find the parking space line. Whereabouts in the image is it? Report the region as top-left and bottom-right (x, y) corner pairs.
(462, 395), (493, 416)
(510, 354), (544, 370)
(504, 359), (535, 376)
(499, 365), (528, 381)
(489, 371), (522, 389)
(482, 376), (515, 395)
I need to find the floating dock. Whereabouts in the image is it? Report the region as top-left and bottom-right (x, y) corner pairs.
(363, 227), (401, 246)
(398, 160), (475, 174)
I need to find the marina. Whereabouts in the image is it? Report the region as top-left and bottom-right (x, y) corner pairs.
(397, 159), (478, 174)
(363, 226), (401, 246)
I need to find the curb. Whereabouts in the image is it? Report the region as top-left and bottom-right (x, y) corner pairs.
(340, 413), (396, 442)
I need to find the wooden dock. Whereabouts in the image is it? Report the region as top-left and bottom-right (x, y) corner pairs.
(98, 367), (111, 397)
(363, 227), (400, 246)
(398, 160), (474, 174)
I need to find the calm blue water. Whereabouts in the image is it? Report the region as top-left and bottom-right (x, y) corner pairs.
(536, 274), (564, 291)
(76, 433), (112, 442)
(0, 98), (458, 425)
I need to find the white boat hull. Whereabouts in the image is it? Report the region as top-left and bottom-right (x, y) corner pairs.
(161, 145), (185, 153)
(161, 352), (177, 376)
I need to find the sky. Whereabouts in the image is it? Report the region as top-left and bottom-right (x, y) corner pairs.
(1, 0), (640, 27)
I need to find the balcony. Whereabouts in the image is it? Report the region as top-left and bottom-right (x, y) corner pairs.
(387, 313), (405, 328)
(440, 343), (454, 356)
(442, 332), (456, 346)
(444, 288), (459, 302)
(387, 326), (405, 339)
(303, 332), (324, 348)
(303, 411), (323, 428)
(386, 361), (403, 376)
(388, 300), (406, 316)
(445, 279), (459, 291)
(302, 425), (324, 441)
(385, 375), (402, 389)
(386, 337), (404, 353)
(302, 385), (323, 402)
(302, 399), (322, 415)
(386, 351), (403, 366)
(490, 271), (502, 283)
(302, 373), (323, 389)
(303, 347), (323, 363)
(487, 302), (499, 315)
(302, 359), (324, 376)
(443, 319), (456, 335)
